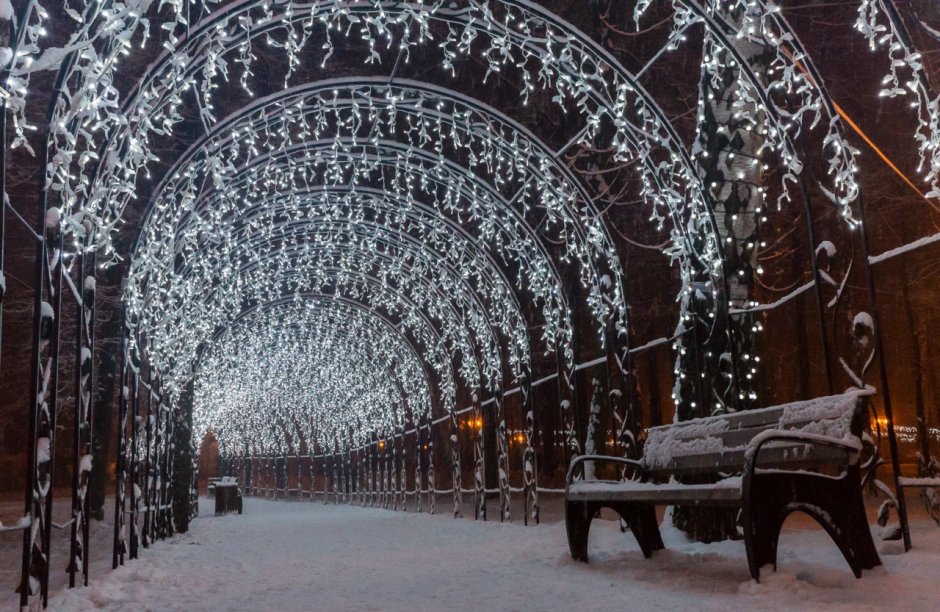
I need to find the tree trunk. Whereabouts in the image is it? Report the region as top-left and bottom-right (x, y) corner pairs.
(673, 5), (769, 542)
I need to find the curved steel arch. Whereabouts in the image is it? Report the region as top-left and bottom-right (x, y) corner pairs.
(155, 157), (575, 348)
(176, 183), (571, 329)
(126, 139), (580, 384)
(131, 77), (625, 318)
(246, 289), (462, 416)
(132, 136), (596, 330)
(197, 299), (435, 450)
(207, 291), (454, 413)
(150, 228), (521, 392)
(145, 226), (508, 400)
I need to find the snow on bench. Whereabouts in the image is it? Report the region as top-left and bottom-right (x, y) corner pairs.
(565, 390), (881, 581)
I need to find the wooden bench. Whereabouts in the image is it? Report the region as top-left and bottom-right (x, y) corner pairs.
(565, 391), (881, 581)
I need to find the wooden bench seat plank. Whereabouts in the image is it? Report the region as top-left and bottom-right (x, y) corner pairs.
(567, 478), (742, 505)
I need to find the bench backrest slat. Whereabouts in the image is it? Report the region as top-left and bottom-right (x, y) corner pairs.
(641, 393), (867, 477)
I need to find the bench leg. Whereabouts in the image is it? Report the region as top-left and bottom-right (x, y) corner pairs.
(743, 501), (784, 581)
(744, 469), (881, 581)
(621, 504), (665, 559)
(565, 500), (595, 562)
(566, 500), (665, 563)
(821, 476), (881, 578)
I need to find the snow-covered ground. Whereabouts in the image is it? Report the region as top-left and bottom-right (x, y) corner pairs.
(32, 496), (940, 611)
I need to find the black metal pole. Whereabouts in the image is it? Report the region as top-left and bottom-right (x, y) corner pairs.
(129, 370), (140, 558)
(69, 247), (86, 589)
(113, 338), (128, 569)
(40, 231), (64, 607)
(856, 192), (911, 551)
(797, 176), (834, 394)
(81, 250), (96, 587)
(142, 374), (153, 548)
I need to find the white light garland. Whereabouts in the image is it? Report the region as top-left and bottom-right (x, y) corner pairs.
(16, 0), (932, 449)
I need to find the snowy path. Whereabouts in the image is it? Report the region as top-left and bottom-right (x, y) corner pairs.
(43, 497), (940, 611)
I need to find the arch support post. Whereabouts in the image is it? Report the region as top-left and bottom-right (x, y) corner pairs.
(472, 391), (486, 520)
(360, 441), (368, 506)
(857, 193), (911, 551)
(20, 222), (64, 608)
(522, 370), (538, 526)
(494, 392), (511, 523)
(128, 369), (140, 559)
(427, 419), (436, 515)
(449, 408), (461, 518)
(557, 348), (582, 479)
(113, 343), (130, 569)
(399, 428), (406, 511)
(415, 424), (423, 513)
(69, 248), (96, 588)
(141, 378), (153, 550)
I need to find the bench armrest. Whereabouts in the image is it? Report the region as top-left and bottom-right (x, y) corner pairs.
(744, 430), (862, 483)
(565, 454), (643, 488)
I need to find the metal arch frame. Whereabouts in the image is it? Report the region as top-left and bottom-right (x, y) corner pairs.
(174, 182), (571, 331)
(156, 226), (516, 378)
(210, 351), (415, 453)
(128, 77), (620, 315)
(222, 218), (531, 480)
(129, 147), (560, 388)
(2, 3), (935, 608)
(15, 26), (92, 609)
(203, 293), (449, 407)
(129, 137), (576, 340)
(167, 208), (532, 359)
(155, 156), (573, 338)
(183, 250), (484, 406)
(200, 259), (477, 392)
(43, 0), (870, 411)
(73, 0), (882, 415)
(82, 0), (702, 222)
(168, 203), (532, 354)
(677, 1), (860, 208)
(688, 1), (913, 544)
(147, 77), (583, 291)
(174, 237), (513, 392)
(216, 356), (411, 460)
(208, 304), (439, 439)
(174, 194), (545, 403)
(68, 0), (714, 377)
(66, 2), (864, 384)
(848, 0), (939, 553)
(198, 298), (437, 425)
(134, 133), (588, 492)
(71, 0), (728, 494)
(119, 77), (608, 524)
(246, 288), (467, 514)
(129, 142), (572, 382)
(213, 227), (528, 378)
